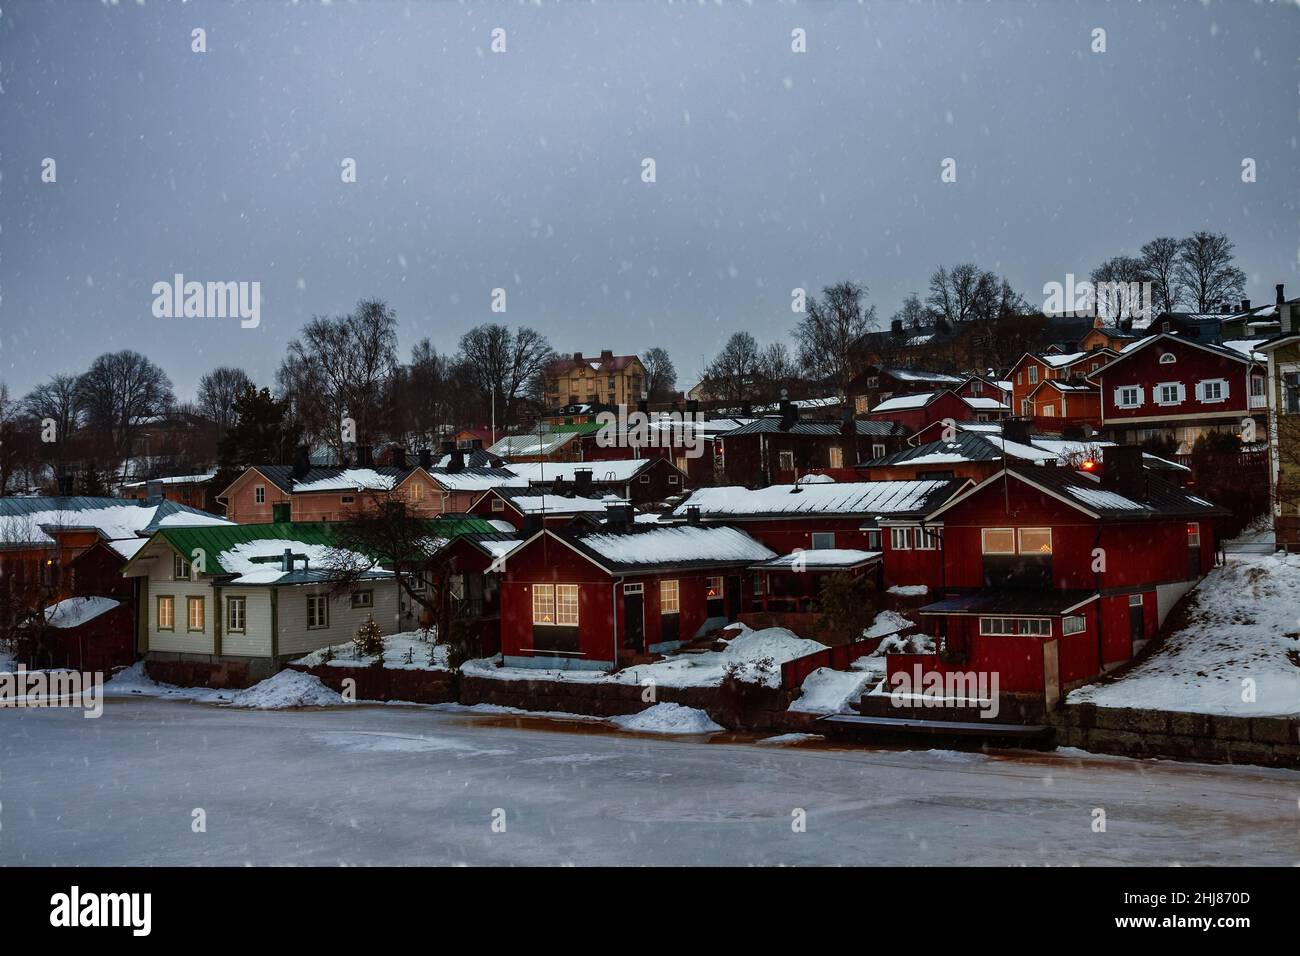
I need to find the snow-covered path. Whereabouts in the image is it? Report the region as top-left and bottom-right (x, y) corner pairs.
(3, 700), (1298, 866)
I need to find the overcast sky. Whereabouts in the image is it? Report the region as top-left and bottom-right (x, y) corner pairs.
(2, 1), (1296, 401)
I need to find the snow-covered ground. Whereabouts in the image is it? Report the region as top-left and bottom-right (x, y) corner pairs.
(4, 697), (1297, 865)
(1069, 553), (1300, 716)
(463, 625), (826, 689)
(293, 630), (448, 671)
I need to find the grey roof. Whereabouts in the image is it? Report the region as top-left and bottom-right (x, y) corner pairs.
(724, 417), (903, 438)
(254, 465), (415, 495)
(863, 432), (1009, 466)
(1004, 465), (1229, 521)
(920, 589), (1100, 616)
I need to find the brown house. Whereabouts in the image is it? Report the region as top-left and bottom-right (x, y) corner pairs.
(544, 350), (647, 408)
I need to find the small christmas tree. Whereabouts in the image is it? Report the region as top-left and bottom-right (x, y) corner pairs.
(352, 614), (385, 659)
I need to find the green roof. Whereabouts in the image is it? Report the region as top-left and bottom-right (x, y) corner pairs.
(545, 421), (605, 436)
(139, 516), (500, 576)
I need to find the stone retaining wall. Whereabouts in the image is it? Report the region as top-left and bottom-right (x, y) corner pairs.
(287, 663), (458, 705)
(1054, 703), (1300, 769)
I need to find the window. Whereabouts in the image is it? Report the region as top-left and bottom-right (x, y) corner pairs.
(1062, 615), (1086, 635)
(983, 618), (1051, 636)
(409, 575), (427, 592)
(979, 617), (1016, 636)
(187, 596), (205, 632)
(811, 532), (836, 550)
(307, 594), (329, 629)
(668, 475), (680, 485)
(1116, 386), (1143, 408)
(1159, 352), (1177, 364)
(157, 595), (174, 631)
(1128, 592), (1144, 607)
(532, 584), (579, 626)
(351, 590), (374, 609)
(639, 475), (651, 484)
(1198, 379), (1227, 403)
(866, 530), (882, 550)
(1020, 398), (1031, 416)
(173, 553), (191, 581)
(914, 528), (939, 550)
(1019, 618), (1051, 636)
(491, 497), (505, 511)
(1186, 522), (1201, 547)
(1284, 371), (1300, 415)
(254, 485), (266, 504)
(778, 450), (795, 472)
(659, 580), (679, 614)
(555, 585), (579, 626)
(1017, 528), (1052, 555)
(971, 381), (983, 395)
(704, 576), (723, 598)
(866, 377), (879, 389)
(981, 528), (1016, 554)
(1161, 321), (1171, 332)
(409, 483), (424, 501)
(1156, 383), (1183, 406)
(340, 495), (354, 504)
(889, 527), (911, 550)
(1250, 375), (1265, 398)
(753, 575), (765, 595)
(1041, 405), (1055, 417)
(1028, 366), (1038, 384)
(872, 443), (886, 458)
(828, 446), (844, 469)
(227, 597), (246, 633)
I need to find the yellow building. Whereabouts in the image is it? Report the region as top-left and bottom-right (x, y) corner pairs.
(1257, 300), (1300, 549)
(544, 350), (647, 408)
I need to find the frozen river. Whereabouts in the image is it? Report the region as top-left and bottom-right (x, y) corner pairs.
(3, 699), (1297, 866)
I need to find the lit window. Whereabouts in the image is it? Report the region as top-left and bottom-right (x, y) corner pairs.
(254, 485), (265, 504)
(410, 483), (424, 501)
(1187, 522), (1201, 547)
(187, 596), (205, 632)
(811, 532), (836, 550)
(227, 597), (246, 633)
(555, 584), (579, 626)
(1017, 528), (1052, 554)
(491, 498), (506, 511)
(660, 580), (680, 614)
(1062, 616), (1086, 635)
(307, 594), (329, 629)
(828, 446), (844, 468)
(890, 527), (911, 550)
(157, 595), (174, 631)
(981, 528), (1016, 555)
(705, 576), (723, 598)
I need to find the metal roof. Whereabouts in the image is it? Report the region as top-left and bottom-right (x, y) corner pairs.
(723, 417), (903, 438)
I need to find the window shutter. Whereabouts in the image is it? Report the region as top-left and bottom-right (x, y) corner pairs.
(1220, 379), (1230, 400)
(1177, 382), (1187, 403)
(1194, 381), (1203, 401)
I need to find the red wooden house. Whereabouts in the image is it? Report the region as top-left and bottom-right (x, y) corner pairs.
(666, 478), (969, 592)
(1086, 333), (1267, 452)
(888, 446), (1227, 702)
(497, 521), (776, 669)
(468, 484), (616, 530)
(1025, 380), (1101, 427)
(864, 390), (977, 434)
(1008, 349), (1116, 418)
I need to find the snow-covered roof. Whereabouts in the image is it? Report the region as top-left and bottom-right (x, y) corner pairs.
(291, 469), (399, 493)
(487, 432), (575, 458)
(504, 460), (652, 484)
(753, 549), (882, 570)
(120, 472), (217, 488)
(670, 479), (966, 520)
(572, 525), (776, 572)
(870, 392), (939, 412)
(43, 596), (121, 629)
(1220, 339), (1268, 362)
(0, 497), (232, 547)
(497, 491), (619, 515)
(217, 539), (387, 586)
(428, 468), (527, 492)
(963, 396), (1010, 409)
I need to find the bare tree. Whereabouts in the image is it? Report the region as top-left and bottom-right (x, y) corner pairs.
(283, 298), (399, 452)
(1089, 255), (1147, 322)
(22, 374), (82, 447)
(76, 351), (175, 464)
(456, 324), (555, 431)
(702, 331), (761, 404)
(796, 281), (877, 399)
(927, 264), (995, 327)
(1175, 232), (1247, 313)
(890, 293), (931, 331)
(1138, 236), (1184, 315)
(197, 367), (254, 433)
(755, 341), (799, 398)
(641, 347), (678, 402)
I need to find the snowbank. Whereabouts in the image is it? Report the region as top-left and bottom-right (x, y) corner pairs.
(103, 662), (232, 703)
(864, 609), (913, 639)
(887, 585), (929, 597)
(1068, 553), (1300, 717)
(43, 596), (120, 628)
(609, 703), (723, 734)
(756, 733), (825, 745)
(789, 665), (878, 714)
(229, 670), (345, 709)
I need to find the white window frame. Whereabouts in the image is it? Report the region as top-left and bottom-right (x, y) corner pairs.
(1115, 385), (1143, 409)
(704, 575), (723, 598)
(1028, 365), (1038, 384)
(659, 579), (680, 614)
(226, 596), (247, 633)
(1187, 522), (1201, 547)
(1128, 592), (1144, 607)
(810, 532), (836, 550)
(828, 446), (844, 469)
(1159, 352), (1177, 365)
(872, 443), (886, 458)
(491, 498), (506, 511)
(554, 584), (579, 626)
(173, 553), (192, 581)
(889, 527), (911, 550)
(980, 527), (1016, 555)
(254, 485), (266, 504)
(1017, 527), (1053, 555)
(1197, 379), (1228, 403)
(1155, 382), (1184, 406)
(307, 594), (329, 629)
(778, 450), (795, 472)
(1062, 615), (1086, 636)
(914, 527), (939, 550)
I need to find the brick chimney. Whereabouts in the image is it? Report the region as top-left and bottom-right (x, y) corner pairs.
(573, 468), (593, 495)
(418, 448), (432, 470)
(1277, 284), (1286, 306)
(572, 351), (584, 363)
(1101, 445), (1144, 499)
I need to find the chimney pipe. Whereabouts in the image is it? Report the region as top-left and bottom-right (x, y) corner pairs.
(687, 505), (701, 525)
(281, 548), (293, 572)
(292, 445), (311, 480)
(1277, 284), (1286, 306)
(448, 448), (465, 473)
(418, 448), (432, 470)
(1101, 445), (1145, 499)
(573, 468), (593, 495)
(392, 447), (407, 468)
